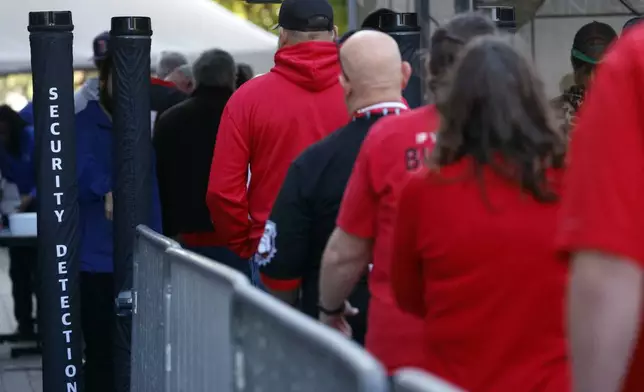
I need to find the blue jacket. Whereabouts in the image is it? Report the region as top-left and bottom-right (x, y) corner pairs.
(0, 126), (36, 197)
(18, 103), (34, 126)
(76, 101), (162, 273)
(18, 79), (100, 126)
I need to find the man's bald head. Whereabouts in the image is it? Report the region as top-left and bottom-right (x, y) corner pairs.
(339, 30), (409, 94)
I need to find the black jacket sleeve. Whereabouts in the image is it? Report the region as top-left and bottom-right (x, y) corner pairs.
(258, 161), (311, 290)
(152, 111), (179, 237)
(150, 83), (187, 122)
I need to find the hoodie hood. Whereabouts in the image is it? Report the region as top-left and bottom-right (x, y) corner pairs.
(271, 41), (341, 92)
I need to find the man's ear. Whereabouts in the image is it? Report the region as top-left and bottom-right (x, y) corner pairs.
(333, 25), (339, 40)
(339, 73), (350, 95)
(278, 28), (288, 48)
(401, 61), (412, 90)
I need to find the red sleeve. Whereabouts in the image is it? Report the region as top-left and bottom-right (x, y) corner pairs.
(206, 103), (251, 254)
(151, 77), (175, 88)
(391, 174), (426, 317)
(336, 127), (380, 238)
(558, 37), (644, 267)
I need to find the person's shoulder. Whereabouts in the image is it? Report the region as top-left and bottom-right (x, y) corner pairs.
(75, 100), (98, 118)
(19, 102), (33, 115)
(372, 105), (438, 140)
(156, 97), (193, 122)
(235, 72), (274, 94)
(75, 100), (107, 126)
(226, 72), (283, 108)
(602, 26), (644, 73)
(150, 83), (187, 110)
(361, 105), (439, 159)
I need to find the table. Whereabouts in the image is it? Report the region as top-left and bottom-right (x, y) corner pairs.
(0, 230), (40, 358)
(0, 229), (37, 248)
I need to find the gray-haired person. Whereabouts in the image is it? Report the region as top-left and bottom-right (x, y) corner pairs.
(165, 64), (195, 95)
(157, 51), (188, 80)
(153, 50), (239, 264)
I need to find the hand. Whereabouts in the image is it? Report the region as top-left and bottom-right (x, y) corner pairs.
(16, 194), (34, 212)
(104, 192), (113, 221)
(319, 301), (359, 338)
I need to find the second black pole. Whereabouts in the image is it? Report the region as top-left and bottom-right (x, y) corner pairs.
(110, 16), (153, 392)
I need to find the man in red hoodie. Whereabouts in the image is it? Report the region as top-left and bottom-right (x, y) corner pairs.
(206, 0), (347, 279)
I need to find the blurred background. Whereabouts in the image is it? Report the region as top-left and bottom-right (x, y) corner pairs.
(0, 0), (353, 111)
(0, 0), (642, 109)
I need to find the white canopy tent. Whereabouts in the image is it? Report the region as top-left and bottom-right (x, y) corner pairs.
(361, 0), (643, 98)
(0, 0), (278, 75)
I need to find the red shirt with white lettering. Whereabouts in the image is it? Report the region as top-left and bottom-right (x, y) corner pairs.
(392, 161), (569, 392)
(336, 105), (438, 372)
(557, 25), (644, 392)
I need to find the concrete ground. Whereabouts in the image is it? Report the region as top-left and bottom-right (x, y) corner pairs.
(0, 248), (42, 392)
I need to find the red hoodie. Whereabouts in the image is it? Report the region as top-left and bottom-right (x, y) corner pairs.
(206, 41), (348, 259)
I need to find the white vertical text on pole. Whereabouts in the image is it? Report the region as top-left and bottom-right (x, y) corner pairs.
(49, 87), (78, 392)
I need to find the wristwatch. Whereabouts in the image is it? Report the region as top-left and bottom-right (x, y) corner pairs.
(318, 302), (346, 316)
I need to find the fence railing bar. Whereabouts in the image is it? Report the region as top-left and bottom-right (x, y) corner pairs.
(235, 284), (389, 392)
(164, 247), (251, 286)
(162, 253), (172, 392)
(134, 226), (457, 392)
(393, 368), (465, 392)
(136, 224), (181, 249)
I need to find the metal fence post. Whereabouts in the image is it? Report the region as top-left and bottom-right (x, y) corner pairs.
(130, 226), (178, 392)
(417, 0), (431, 104)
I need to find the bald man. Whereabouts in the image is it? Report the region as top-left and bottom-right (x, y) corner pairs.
(258, 30), (411, 345)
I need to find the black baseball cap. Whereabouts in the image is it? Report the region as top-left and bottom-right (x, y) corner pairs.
(571, 21), (617, 65)
(361, 8), (395, 30)
(92, 31), (110, 61)
(623, 17), (644, 33)
(276, 0), (334, 32)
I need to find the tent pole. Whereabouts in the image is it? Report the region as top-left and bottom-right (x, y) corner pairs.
(418, 0), (431, 104)
(455, 0), (473, 13)
(348, 0), (358, 30)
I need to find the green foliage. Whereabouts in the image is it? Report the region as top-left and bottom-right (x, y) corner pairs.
(213, 0), (349, 34)
(329, 0), (349, 34)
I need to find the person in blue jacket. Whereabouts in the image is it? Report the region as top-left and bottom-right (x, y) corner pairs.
(75, 53), (162, 392)
(0, 105), (37, 339)
(17, 102), (33, 126)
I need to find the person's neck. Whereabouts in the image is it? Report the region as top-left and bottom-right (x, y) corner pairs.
(347, 90), (403, 115)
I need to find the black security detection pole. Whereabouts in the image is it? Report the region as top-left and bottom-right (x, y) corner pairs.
(29, 10), (84, 392)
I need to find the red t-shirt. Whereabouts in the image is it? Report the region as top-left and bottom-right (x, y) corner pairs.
(392, 160), (569, 392)
(557, 26), (644, 392)
(336, 105), (438, 372)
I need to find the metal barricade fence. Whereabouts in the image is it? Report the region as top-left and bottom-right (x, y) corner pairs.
(393, 369), (465, 392)
(166, 247), (249, 392)
(131, 226), (180, 392)
(134, 225), (461, 392)
(232, 284), (389, 392)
